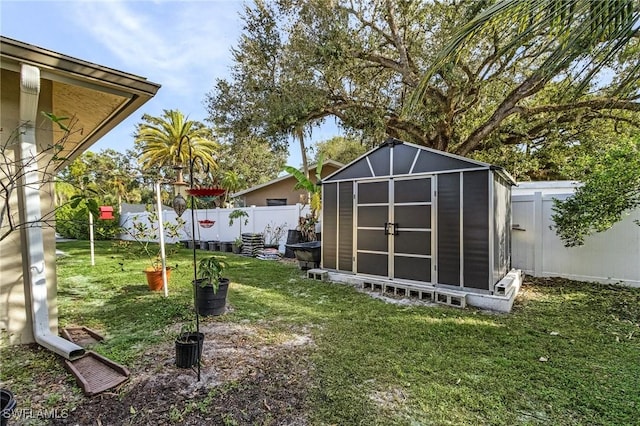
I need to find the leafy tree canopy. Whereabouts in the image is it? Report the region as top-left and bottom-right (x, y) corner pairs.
(58, 149), (145, 206)
(551, 136), (640, 246)
(206, 0), (639, 181)
(215, 136), (287, 191)
(134, 109), (219, 177)
(313, 136), (370, 165)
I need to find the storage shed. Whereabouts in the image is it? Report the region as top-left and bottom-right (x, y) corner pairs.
(320, 138), (518, 303)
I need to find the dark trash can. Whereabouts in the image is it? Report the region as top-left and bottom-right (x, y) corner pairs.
(285, 230), (302, 258)
(1, 389), (16, 426)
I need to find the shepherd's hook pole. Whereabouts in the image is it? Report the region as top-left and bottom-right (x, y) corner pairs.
(156, 181), (169, 297)
(182, 136), (201, 382)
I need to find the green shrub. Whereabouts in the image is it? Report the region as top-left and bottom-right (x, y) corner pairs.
(55, 203), (120, 240)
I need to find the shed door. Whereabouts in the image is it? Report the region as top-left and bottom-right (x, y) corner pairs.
(356, 177), (434, 283)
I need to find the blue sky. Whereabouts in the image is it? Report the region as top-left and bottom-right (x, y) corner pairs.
(1, 0), (340, 167)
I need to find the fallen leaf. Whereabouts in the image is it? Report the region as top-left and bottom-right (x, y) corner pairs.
(539, 357), (548, 362)
(550, 331), (559, 336)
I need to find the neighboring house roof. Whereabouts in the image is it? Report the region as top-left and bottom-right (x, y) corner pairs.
(231, 159), (345, 198)
(0, 36), (161, 170)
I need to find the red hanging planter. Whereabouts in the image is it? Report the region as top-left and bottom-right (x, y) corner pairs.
(198, 219), (216, 228)
(187, 187), (226, 197)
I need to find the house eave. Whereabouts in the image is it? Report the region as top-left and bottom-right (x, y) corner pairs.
(1, 36), (161, 169)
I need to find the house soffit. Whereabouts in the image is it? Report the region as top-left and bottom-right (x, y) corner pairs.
(52, 81), (128, 161)
(1, 36), (161, 170)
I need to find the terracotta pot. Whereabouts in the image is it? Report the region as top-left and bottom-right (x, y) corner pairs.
(144, 267), (172, 291)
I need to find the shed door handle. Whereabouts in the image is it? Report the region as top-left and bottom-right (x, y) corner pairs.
(384, 222), (399, 235)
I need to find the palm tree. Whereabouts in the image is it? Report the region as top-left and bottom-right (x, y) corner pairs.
(220, 170), (243, 206)
(409, 0), (639, 110)
(134, 109), (219, 177)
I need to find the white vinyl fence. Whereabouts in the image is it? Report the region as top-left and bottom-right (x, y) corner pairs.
(120, 182), (640, 287)
(512, 182), (640, 287)
(120, 204), (310, 252)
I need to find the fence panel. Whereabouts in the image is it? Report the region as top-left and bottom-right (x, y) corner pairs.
(512, 190), (640, 287)
(120, 204), (310, 251)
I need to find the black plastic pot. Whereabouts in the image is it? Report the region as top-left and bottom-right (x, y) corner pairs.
(175, 332), (204, 368)
(194, 278), (230, 316)
(1, 389), (16, 426)
(220, 241), (233, 252)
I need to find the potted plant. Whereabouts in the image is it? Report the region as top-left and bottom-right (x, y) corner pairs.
(194, 256), (230, 316)
(228, 209), (249, 234)
(120, 207), (185, 291)
(231, 236), (243, 254)
(282, 157), (323, 268)
(228, 208), (249, 254)
(175, 324), (204, 369)
(283, 154), (323, 242)
(263, 221), (288, 249)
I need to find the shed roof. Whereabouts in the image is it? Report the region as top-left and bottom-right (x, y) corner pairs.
(323, 138), (516, 185)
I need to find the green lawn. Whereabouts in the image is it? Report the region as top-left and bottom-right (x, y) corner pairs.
(2, 240), (639, 425)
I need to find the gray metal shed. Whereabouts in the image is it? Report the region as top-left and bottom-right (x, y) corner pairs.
(321, 138), (516, 295)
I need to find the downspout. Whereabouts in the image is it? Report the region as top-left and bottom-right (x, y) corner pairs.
(19, 64), (85, 360)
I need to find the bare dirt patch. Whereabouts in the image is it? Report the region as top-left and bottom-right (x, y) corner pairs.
(52, 321), (314, 425)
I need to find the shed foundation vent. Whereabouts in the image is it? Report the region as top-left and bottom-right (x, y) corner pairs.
(434, 291), (467, 308)
(307, 269), (329, 281)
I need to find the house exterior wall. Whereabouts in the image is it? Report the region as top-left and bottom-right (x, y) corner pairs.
(241, 176), (308, 207)
(238, 165), (341, 207)
(0, 68), (58, 345)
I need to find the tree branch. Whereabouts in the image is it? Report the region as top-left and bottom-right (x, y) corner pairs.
(457, 75), (546, 155)
(517, 98), (640, 116)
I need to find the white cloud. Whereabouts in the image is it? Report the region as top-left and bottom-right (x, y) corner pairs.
(70, 0), (243, 94)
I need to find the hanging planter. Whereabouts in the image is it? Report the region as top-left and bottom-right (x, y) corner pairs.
(198, 219), (215, 228)
(187, 187), (226, 198)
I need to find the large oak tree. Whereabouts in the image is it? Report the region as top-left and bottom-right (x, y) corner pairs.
(206, 0), (639, 180)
